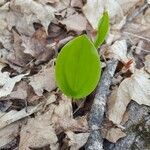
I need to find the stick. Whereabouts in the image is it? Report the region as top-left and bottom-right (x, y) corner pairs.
(85, 59), (118, 150)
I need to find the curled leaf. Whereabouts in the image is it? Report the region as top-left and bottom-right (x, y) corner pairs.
(94, 11), (109, 49)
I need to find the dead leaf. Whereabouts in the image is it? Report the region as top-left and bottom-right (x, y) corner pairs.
(0, 0), (5, 6)
(8, 0), (55, 35)
(19, 108), (58, 150)
(71, 0), (83, 8)
(144, 54), (150, 73)
(29, 65), (56, 96)
(60, 13), (87, 32)
(0, 122), (20, 148)
(0, 103), (43, 129)
(52, 94), (88, 133)
(21, 28), (54, 64)
(6, 30), (32, 70)
(8, 81), (29, 100)
(108, 69), (150, 125)
(83, 0), (141, 29)
(37, 0), (59, 4)
(107, 40), (135, 72)
(0, 64), (28, 98)
(105, 128), (126, 143)
(66, 131), (90, 150)
(0, 3), (13, 51)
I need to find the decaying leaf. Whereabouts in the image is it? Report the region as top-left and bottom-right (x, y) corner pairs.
(0, 64), (28, 98)
(37, 0), (59, 4)
(21, 28), (54, 64)
(108, 69), (150, 125)
(105, 128), (126, 143)
(29, 65), (56, 96)
(0, 121), (20, 148)
(0, 104), (42, 129)
(8, 0), (55, 35)
(144, 54), (150, 73)
(66, 131), (90, 150)
(83, 0), (141, 29)
(60, 13), (87, 32)
(19, 108), (58, 150)
(71, 0), (83, 8)
(108, 40), (128, 61)
(52, 94), (88, 133)
(107, 40), (135, 72)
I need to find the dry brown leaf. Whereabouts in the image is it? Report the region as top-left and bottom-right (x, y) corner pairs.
(0, 122), (20, 148)
(37, 0), (59, 4)
(19, 108), (58, 150)
(0, 103), (43, 129)
(0, 3), (13, 51)
(66, 131), (90, 150)
(107, 40), (135, 72)
(52, 94), (88, 133)
(108, 69), (150, 125)
(144, 54), (150, 73)
(108, 40), (128, 61)
(83, 0), (141, 29)
(29, 65), (56, 96)
(7, 0), (55, 35)
(105, 128), (126, 143)
(60, 13), (87, 32)
(0, 0), (5, 6)
(0, 63), (28, 98)
(2, 81), (29, 101)
(71, 0), (83, 8)
(21, 28), (54, 64)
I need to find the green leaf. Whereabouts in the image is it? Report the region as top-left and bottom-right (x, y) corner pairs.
(55, 35), (101, 99)
(94, 11), (110, 49)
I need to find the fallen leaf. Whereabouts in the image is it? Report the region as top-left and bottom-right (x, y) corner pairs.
(52, 94), (88, 133)
(21, 28), (54, 64)
(0, 122), (20, 148)
(6, 30), (32, 70)
(71, 0), (83, 8)
(37, 0), (59, 4)
(66, 131), (90, 150)
(0, 3), (13, 51)
(19, 108), (58, 150)
(0, 0), (5, 6)
(7, 81), (29, 100)
(0, 64), (28, 98)
(108, 40), (128, 61)
(83, 0), (141, 29)
(108, 69), (150, 125)
(107, 40), (135, 72)
(83, 0), (105, 29)
(144, 54), (150, 73)
(105, 128), (126, 143)
(0, 104), (42, 129)
(7, 0), (55, 35)
(29, 65), (56, 96)
(60, 13), (87, 32)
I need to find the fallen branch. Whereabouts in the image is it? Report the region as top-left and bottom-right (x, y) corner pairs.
(85, 58), (118, 150)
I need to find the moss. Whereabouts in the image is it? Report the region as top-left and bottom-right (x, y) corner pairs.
(127, 119), (150, 149)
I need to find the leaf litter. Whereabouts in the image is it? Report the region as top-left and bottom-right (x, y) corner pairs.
(0, 0), (150, 149)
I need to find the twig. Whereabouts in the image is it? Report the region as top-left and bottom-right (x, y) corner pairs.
(85, 59), (118, 150)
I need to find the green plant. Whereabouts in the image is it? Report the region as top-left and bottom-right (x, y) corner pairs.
(55, 11), (109, 99)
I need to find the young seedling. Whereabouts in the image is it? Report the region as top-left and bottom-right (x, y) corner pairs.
(55, 11), (109, 100)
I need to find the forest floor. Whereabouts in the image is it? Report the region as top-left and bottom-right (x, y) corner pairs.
(0, 0), (150, 150)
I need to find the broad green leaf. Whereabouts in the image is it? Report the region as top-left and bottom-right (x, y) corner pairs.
(94, 11), (109, 49)
(55, 35), (101, 99)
